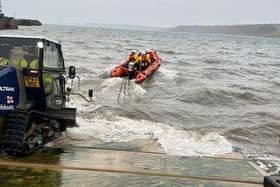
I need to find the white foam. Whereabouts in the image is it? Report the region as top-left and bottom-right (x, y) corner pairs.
(67, 115), (233, 157)
(159, 130), (233, 156)
(131, 84), (146, 96)
(100, 77), (123, 92)
(65, 88), (99, 115)
(66, 78), (146, 112)
(251, 155), (280, 175)
(65, 76), (232, 157)
(99, 78), (146, 98)
(103, 65), (116, 77)
(158, 68), (178, 80)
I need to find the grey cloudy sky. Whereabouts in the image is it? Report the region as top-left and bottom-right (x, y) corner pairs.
(3, 0), (280, 26)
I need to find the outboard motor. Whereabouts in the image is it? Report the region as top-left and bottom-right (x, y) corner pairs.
(128, 61), (135, 80)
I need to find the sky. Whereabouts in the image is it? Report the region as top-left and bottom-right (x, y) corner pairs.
(2, 0), (280, 27)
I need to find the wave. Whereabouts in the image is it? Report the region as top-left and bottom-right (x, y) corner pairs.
(254, 156), (280, 176)
(248, 52), (269, 57)
(225, 124), (280, 175)
(177, 88), (267, 106)
(73, 41), (86, 45)
(157, 68), (178, 80)
(201, 58), (235, 65)
(76, 67), (94, 74)
(203, 59), (222, 64)
(101, 56), (114, 61)
(158, 49), (184, 55)
(67, 116), (233, 157)
(217, 51), (233, 55)
(69, 77), (147, 107)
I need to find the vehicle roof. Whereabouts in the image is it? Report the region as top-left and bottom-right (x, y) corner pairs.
(0, 35), (60, 45)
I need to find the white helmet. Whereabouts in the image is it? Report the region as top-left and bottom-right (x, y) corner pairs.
(140, 50), (146, 55)
(131, 50), (136, 54)
(146, 49), (152, 53)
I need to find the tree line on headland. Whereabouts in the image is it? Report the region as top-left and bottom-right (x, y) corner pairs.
(171, 24), (280, 38)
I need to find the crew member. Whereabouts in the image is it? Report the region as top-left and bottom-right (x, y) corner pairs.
(140, 51), (153, 70)
(0, 57), (10, 66)
(146, 49), (156, 63)
(126, 50), (137, 63)
(10, 47), (27, 68)
(29, 59), (39, 69)
(134, 51), (145, 71)
(19, 57), (28, 68)
(144, 52), (152, 64)
(123, 50), (137, 69)
(43, 73), (53, 95)
(18, 58), (38, 69)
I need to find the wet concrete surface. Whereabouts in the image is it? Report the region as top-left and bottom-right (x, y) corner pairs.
(0, 166), (263, 187)
(0, 145), (265, 187)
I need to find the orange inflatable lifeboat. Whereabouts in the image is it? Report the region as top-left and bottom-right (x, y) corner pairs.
(111, 50), (161, 84)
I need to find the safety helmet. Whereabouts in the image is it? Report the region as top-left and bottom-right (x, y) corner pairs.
(140, 51), (146, 55)
(146, 49), (152, 53)
(131, 50), (136, 54)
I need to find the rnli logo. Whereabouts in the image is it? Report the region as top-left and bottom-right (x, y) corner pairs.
(7, 96), (14, 104)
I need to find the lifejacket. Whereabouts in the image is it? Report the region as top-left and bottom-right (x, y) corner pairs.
(134, 54), (143, 65)
(145, 53), (152, 64)
(29, 59), (39, 69)
(141, 54), (151, 68)
(19, 58), (28, 68)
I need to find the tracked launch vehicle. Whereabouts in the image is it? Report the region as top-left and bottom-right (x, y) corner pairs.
(0, 35), (76, 156)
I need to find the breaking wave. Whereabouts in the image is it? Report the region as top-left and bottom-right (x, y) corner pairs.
(67, 116), (233, 157)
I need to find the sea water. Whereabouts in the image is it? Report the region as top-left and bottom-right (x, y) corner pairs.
(1, 25), (280, 175)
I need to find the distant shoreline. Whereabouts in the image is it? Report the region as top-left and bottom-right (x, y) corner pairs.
(41, 23), (280, 38)
(170, 24), (280, 38)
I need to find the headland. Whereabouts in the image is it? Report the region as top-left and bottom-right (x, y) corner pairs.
(0, 13), (41, 30)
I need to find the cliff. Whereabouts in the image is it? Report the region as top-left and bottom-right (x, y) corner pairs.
(171, 24), (280, 38)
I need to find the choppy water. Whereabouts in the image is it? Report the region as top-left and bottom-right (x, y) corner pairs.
(1, 25), (280, 175)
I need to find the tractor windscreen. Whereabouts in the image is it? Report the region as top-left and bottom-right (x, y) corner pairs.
(0, 37), (39, 68)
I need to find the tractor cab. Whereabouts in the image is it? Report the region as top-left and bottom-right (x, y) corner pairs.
(0, 35), (76, 156)
(0, 35), (75, 112)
